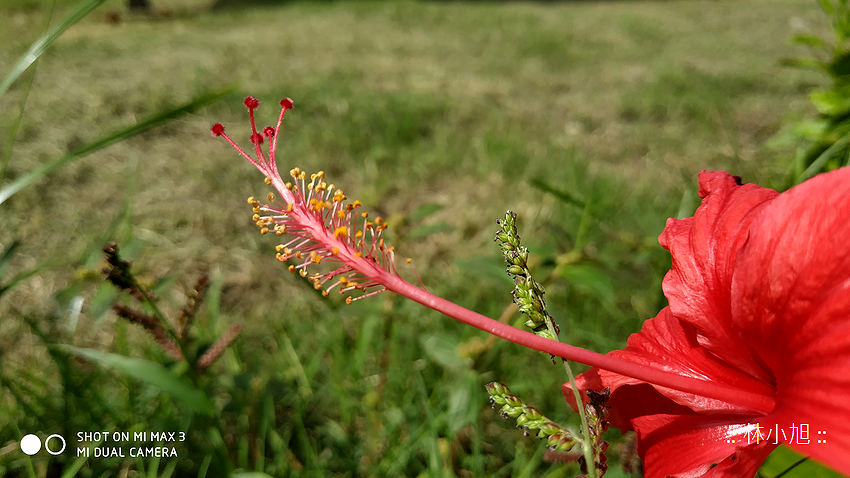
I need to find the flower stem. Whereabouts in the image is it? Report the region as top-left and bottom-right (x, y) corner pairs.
(379, 273), (775, 415)
(544, 320), (596, 478)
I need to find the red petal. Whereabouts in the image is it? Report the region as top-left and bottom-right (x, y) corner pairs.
(633, 414), (775, 478)
(565, 169), (850, 476)
(660, 171), (777, 383)
(564, 308), (773, 420)
(730, 167), (850, 474)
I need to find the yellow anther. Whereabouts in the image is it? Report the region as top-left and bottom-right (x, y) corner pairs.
(247, 196), (255, 204)
(338, 210), (345, 219)
(355, 252), (363, 258)
(264, 177), (272, 185)
(356, 231), (363, 238)
(290, 168), (302, 178)
(322, 290), (330, 297)
(310, 252), (322, 264)
(333, 190), (347, 202)
(288, 265), (296, 273)
(375, 217), (383, 225)
(406, 258), (412, 263)
(361, 212), (369, 218)
(314, 282), (322, 290)
(285, 182), (293, 190)
(332, 247), (339, 255)
(253, 214), (260, 221)
(256, 220), (265, 227)
(276, 245), (285, 252)
(295, 251), (303, 260)
(353, 200), (362, 208)
(267, 193), (275, 202)
(299, 269), (308, 277)
(334, 226), (348, 238)
(261, 227), (269, 235)
(287, 203), (294, 212)
(366, 222), (373, 229)
(339, 277), (348, 284)
(346, 297), (353, 305)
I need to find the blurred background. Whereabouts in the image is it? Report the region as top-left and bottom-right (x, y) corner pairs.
(0, 0), (842, 476)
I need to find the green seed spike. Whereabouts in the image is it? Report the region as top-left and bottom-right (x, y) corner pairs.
(485, 382), (576, 451)
(494, 211), (559, 341)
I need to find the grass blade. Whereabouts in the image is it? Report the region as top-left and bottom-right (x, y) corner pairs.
(0, 0), (108, 98)
(797, 129), (850, 183)
(59, 345), (216, 415)
(0, 240), (55, 299)
(529, 178), (587, 210)
(0, 87), (235, 205)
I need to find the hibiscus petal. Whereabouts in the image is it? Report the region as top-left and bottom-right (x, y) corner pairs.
(633, 414), (775, 478)
(660, 171), (778, 383)
(564, 308), (773, 420)
(731, 167), (850, 475)
(564, 169), (850, 477)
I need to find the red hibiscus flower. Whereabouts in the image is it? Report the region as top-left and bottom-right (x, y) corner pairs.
(565, 169), (850, 477)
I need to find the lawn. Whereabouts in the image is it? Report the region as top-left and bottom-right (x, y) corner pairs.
(0, 0), (831, 476)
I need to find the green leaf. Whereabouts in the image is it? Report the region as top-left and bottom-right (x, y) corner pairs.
(556, 263), (616, 307)
(454, 257), (514, 288)
(791, 34), (827, 49)
(779, 57), (827, 72)
(809, 86), (850, 116)
(421, 334), (468, 372)
(0, 240), (54, 299)
(0, 240), (20, 279)
(529, 178), (586, 210)
(791, 118), (830, 141)
(818, 0), (835, 18)
(798, 129), (850, 182)
(407, 222), (453, 240)
(59, 346), (215, 415)
(407, 203), (444, 224)
(0, 87), (234, 205)
(760, 445), (845, 478)
(0, 0), (108, 98)
(830, 50), (850, 77)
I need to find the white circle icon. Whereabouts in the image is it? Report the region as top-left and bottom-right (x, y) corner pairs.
(45, 434), (66, 455)
(20, 434), (41, 455)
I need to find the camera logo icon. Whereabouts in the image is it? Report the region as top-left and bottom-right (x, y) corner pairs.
(20, 434), (66, 456)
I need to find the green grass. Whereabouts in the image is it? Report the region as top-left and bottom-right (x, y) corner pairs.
(0, 0), (833, 476)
